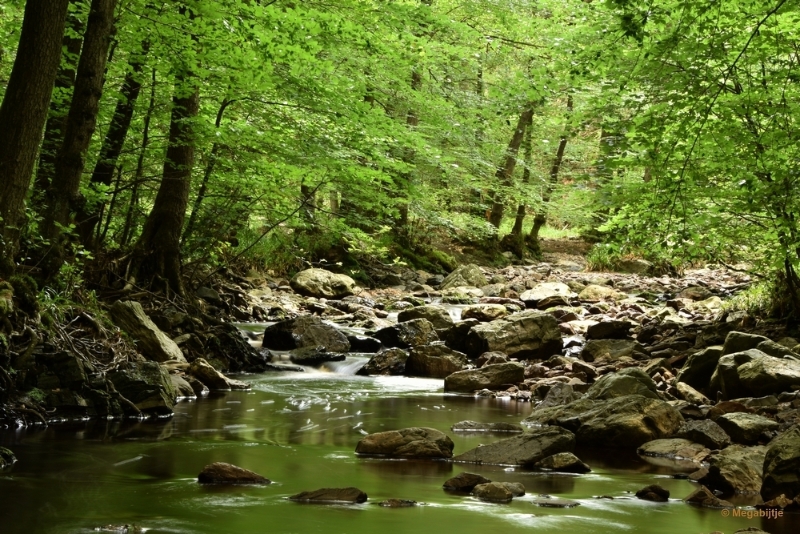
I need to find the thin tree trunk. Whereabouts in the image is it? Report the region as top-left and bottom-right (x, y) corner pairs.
(99, 164), (123, 244)
(120, 68), (157, 248)
(397, 68), (422, 228)
(488, 105), (534, 229)
(183, 98), (233, 243)
(33, 2), (85, 213)
(329, 190), (339, 216)
(502, 113), (534, 258)
(135, 81), (200, 295)
(78, 41), (150, 248)
(528, 95), (573, 255)
(0, 0), (70, 277)
(41, 0), (118, 277)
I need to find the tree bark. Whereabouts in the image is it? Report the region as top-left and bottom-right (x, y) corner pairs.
(78, 40), (150, 248)
(0, 0), (70, 277)
(33, 2), (85, 213)
(488, 105), (534, 229)
(41, 0), (118, 277)
(135, 82), (200, 295)
(397, 68), (422, 229)
(503, 112), (534, 258)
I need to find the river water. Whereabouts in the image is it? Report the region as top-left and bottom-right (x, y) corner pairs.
(0, 358), (796, 533)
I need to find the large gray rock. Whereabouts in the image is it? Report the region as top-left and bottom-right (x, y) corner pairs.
(761, 424), (800, 500)
(198, 463), (270, 485)
(444, 363), (524, 393)
(373, 319), (439, 348)
(675, 419), (731, 449)
(710, 349), (800, 399)
(289, 487), (367, 503)
(461, 304), (508, 322)
(538, 383), (583, 409)
(700, 445), (767, 495)
(586, 320), (632, 340)
(580, 339), (640, 362)
(722, 331), (770, 356)
(110, 301), (186, 363)
(440, 264), (488, 289)
(188, 358), (250, 390)
(520, 283), (574, 308)
(716, 413), (778, 445)
(578, 284), (625, 302)
(453, 427), (575, 467)
(464, 310), (561, 359)
(107, 361), (177, 414)
(585, 367), (659, 400)
(357, 348), (409, 376)
(263, 316), (350, 352)
(355, 427), (454, 458)
(524, 395), (684, 448)
(289, 346), (346, 366)
(637, 438), (710, 463)
(675, 346), (723, 390)
(406, 344), (466, 378)
(290, 268), (356, 299)
(397, 305), (454, 329)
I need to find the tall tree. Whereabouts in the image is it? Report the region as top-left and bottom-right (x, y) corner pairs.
(0, 0), (70, 277)
(488, 105), (534, 229)
(40, 0), (118, 277)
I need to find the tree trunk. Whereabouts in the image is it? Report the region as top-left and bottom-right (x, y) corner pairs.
(397, 68), (422, 229)
(78, 41), (150, 248)
(0, 0), (70, 277)
(40, 0), (117, 277)
(527, 95), (573, 255)
(503, 111), (534, 258)
(135, 82), (200, 296)
(488, 105), (534, 229)
(183, 98), (233, 243)
(33, 2), (85, 213)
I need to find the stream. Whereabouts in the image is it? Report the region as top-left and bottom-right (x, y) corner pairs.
(0, 328), (796, 533)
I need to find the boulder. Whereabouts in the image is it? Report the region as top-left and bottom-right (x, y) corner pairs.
(534, 452), (591, 473)
(635, 484), (670, 502)
(710, 349), (800, 399)
(289, 346), (346, 366)
(397, 305), (454, 329)
(675, 346), (723, 391)
(524, 395), (684, 448)
(461, 304), (508, 322)
(715, 413), (779, 445)
(585, 367), (659, 400)
(586, 320), (632, 340)
(722, 331), (770, 356)
(520, 283), (574, 308)
(347, 335), (382, 353)
(443, 472), (491, 492)
(0, 447), (16, 469)
(171, 374), (196, 398)
(357, 348), (409, 376)
(290, 268), (356, 299)
(405, 344), (466, 378)
(452, 427), (575, 466)
(537, 383), (583, 409)
(580, 339), (640, 363)
(464, 310), (562, 359)
(578, 284), (624, 302)
(373, 319), (439, 348)
(355, 427), (454, 459)
(263, 316), (349, 352)
(451, 421), (523, 432)
(197, 462), (270, 485)
(110, 301), (186, 363)
(674, 419), (731, 449)
(677, 286), (713, 301)
(499, 482), (525, 496)
(441, 319), (479, 354)
(444, 363), (524, 393)
(761, 424), (800, 500)
(107, 361), (177, 414)
(637, 439), (709, 463)
(472, 482), (513, 503)
(700, 445), (767, 495)
(188, 358), (250, 390)
(756, 339), (800, 360)
(289, 487), (368, 504)
(440, 264), (488, 290)
(683, 486), (733, 508)
(477, 351), (508, 367)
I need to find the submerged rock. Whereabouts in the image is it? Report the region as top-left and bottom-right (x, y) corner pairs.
(452, 427), (575, 466)
(197, 462), (270, 485)
(530, 495), (580, 508)
(635, 484), (670, 502)
(376, 499), (417, 507)
(355, 427), (454, 458)
(289, 487), (368, 503)
(443, 472), (491, 492)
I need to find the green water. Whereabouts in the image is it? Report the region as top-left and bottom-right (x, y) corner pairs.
(0, 366), (796, 534)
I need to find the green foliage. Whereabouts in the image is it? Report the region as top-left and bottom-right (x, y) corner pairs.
(721, 282), (777, 318)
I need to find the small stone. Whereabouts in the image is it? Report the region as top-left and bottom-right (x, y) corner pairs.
(443, 472), (491, 492)
(377, 499), (417, 507)
(635, 484), (670, 502)
(197, 462), (270, 485)
(530, 495), (580, 508)
(289, 487), (368, 504)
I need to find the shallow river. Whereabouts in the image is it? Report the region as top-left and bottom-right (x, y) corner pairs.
(0, 361), (795, 534)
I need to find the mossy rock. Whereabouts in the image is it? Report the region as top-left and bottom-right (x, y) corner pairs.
(9, 275), (39, 316)
(0, 446), (16, 469)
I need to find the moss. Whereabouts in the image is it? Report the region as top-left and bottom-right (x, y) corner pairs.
(9, 275), (39, 316)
